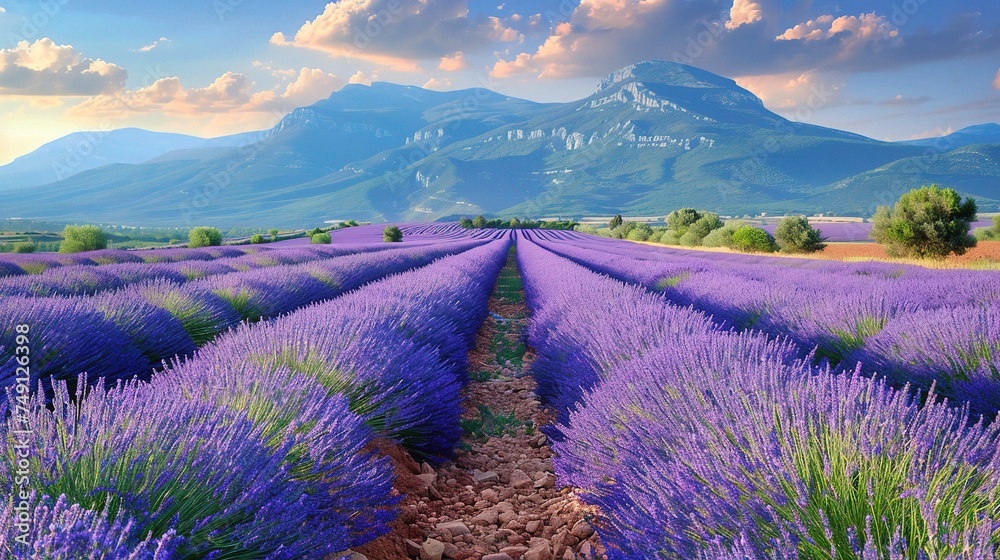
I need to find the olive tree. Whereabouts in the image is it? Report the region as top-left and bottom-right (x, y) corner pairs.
(775, 216), (827, 253)
(383, 225), (403, 242)
(870, 185), (977, 258)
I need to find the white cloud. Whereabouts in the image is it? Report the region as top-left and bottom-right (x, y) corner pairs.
(910, 126), (953, 140)
(491, 52), (536, 78)
(777, 13), (898, 44)
(735, 72), (842, 110)
(726, 0), (763, 30)
(0, 38), (127, 95)
(260, 67), (344, 107)
(0, 7), (6, 14)
(439, 52), (468, 72)
(423, 77), (452, 90)
(138, 37), (171, 53)
(348, 70), (372, 85)
(69, 68), (342, 118)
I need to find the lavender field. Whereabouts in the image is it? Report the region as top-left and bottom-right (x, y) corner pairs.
(3, 224), (1000, 559)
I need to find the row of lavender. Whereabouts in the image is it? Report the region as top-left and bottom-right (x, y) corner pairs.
(0, 244), (409, 298)
(0, 223), (466, 279)
(0, 238), (488, 408)
(1, 238), (510, 558)
(0, 245), (265, 278)
(532, 229), (1000, 419)
(516, 232), (1000, 558)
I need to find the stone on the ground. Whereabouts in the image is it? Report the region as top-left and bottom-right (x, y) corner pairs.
(500, 545), (529, 557)
(473, 469), (500, 484)
(524, 538), (553, 560)
(405, 538), (422, 557)
(482, 554), (514, 560)
(416, 473), (437, 487)
(472, 507), (500, 525)
(437, 520), (471, 536)
(571, 519), (595, 540)
(509, 469), (533, 488)
(534, 472), (556, 489)
(420, 538), (446, 560)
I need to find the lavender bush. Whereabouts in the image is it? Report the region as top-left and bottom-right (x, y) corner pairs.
(2, 373), (389, 558)
(530, 230), (1000, 417)
(516, 232), (1000, 558)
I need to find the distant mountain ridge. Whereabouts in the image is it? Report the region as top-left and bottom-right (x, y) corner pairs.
(1, 60), (997, 226)
(900, 123), (1000, 151)
(0, 128), (261, 191)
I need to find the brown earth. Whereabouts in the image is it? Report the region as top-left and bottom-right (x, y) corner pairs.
(817, 240), (1000, 267)
(353, 278), (607, 560)
(636, 240), (1000, 269)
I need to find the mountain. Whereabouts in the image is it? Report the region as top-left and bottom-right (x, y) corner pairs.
(803, 142), (1000, 214)
(0, 128), (261, 191)
(901, 124), (1000, 151)
(1, 61), (997, 226)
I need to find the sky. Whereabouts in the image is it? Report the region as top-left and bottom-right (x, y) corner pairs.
(0, 0), (998, 165)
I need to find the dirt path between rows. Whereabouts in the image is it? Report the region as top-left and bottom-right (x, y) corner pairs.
(354, 247), (607, 560)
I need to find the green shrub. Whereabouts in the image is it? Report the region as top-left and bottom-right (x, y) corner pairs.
(188, 227), (223, 248)
(608, 214), (623, 229)
(871, 185), (977, 259)
(659, 229), (684, 245)
(702, 221), (748, 248)
(268, 228), (279, 241)
(308, 227), (324, 237)
(730, 225), (778, 253)
(973, 216), (1000, 241)
(59, 225), (108, 253)
(12, 241), (37, 253)
(625, 223), (654, 241)
(382, 226), (403, 243)
(250, 234), (266, 244)
(471, 215), (486, 229)
(687, 213), (723, 240)
(666, 208), (702, 235)
(775, 216), (827, 253)
(310, 232), (331, 244)
(678, 230), (701, 246)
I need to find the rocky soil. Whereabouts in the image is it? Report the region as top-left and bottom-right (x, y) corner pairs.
(351, 250), (607, 560)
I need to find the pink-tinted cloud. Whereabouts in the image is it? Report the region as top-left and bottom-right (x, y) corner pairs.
(725, 0), (763, 30)
(490, 2), (999, 83)
(777, 12), (899, 46)
(735, 72), (842, 110)
(994, 68), (1000, 89)
(272, 0), (521, 71)
(348, 70), (373, 85)
(69, 68), (342, 118)
(423, 77), (452, 90)
(439, 52), (468, 72)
